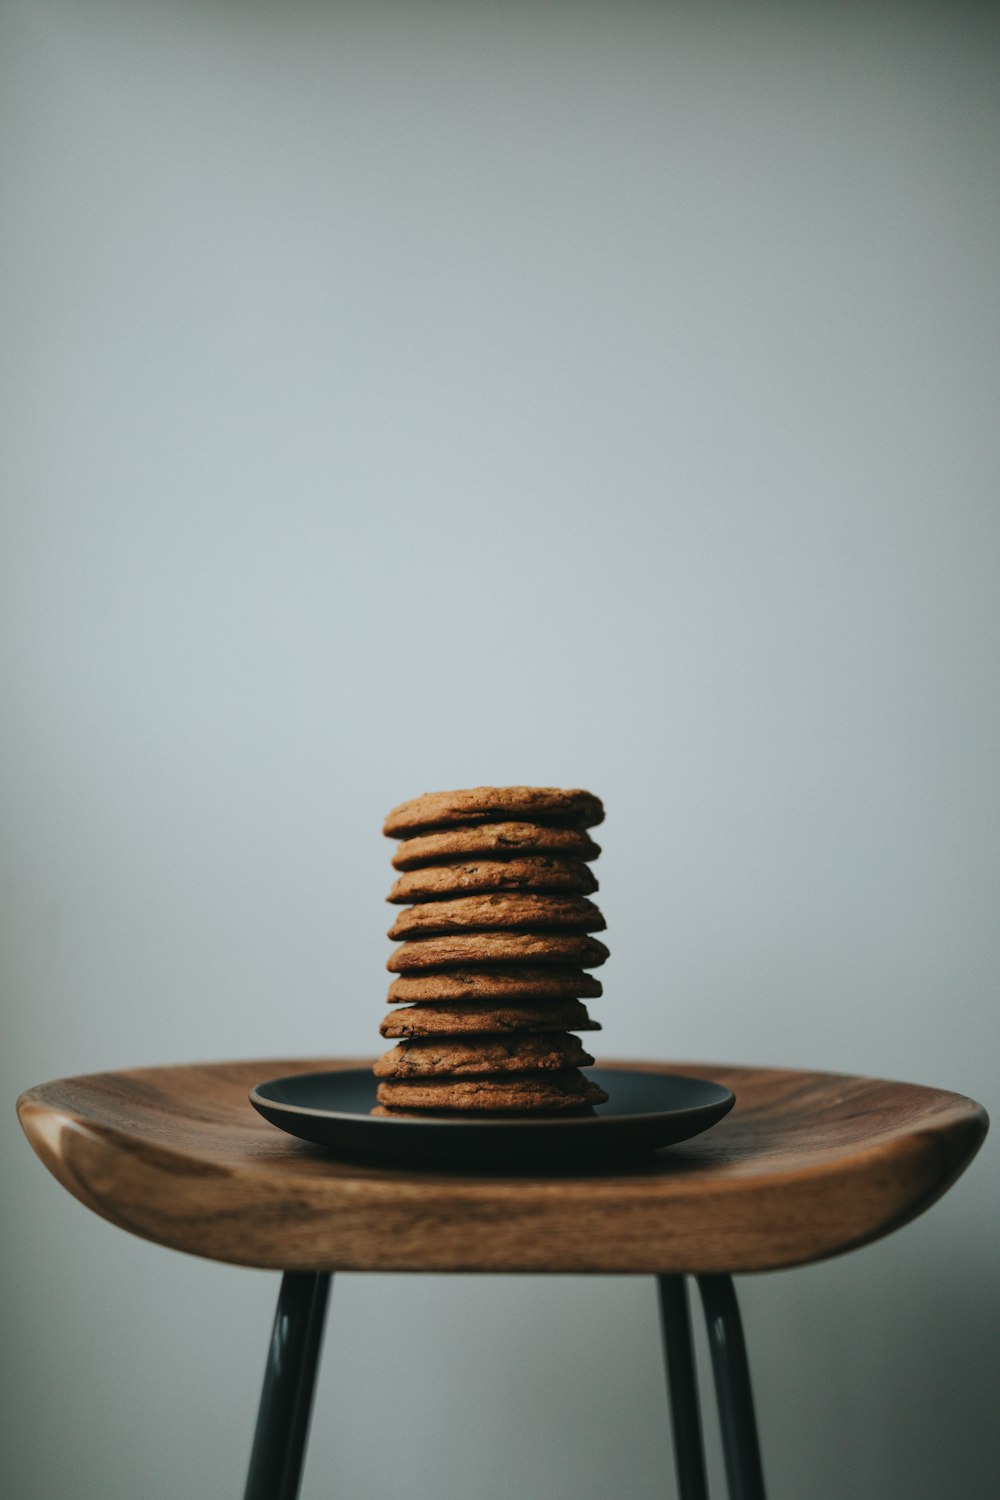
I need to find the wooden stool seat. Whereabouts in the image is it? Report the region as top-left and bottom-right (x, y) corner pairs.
(17, 1057), (986, 1275)
(18, 1057), (987, 1500)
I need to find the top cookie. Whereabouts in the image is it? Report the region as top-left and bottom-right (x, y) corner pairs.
(383, 787), (604, 838)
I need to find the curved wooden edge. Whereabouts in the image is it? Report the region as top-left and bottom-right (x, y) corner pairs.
(16, 1059), (989, 1276)
(14, 1057), (356, 1265)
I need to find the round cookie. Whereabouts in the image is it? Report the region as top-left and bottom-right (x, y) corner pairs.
(370, 1103), (598, 1118)
(387, 967), (603, 1004)
(380, 998), (600, 1037)
(387, 858), (598, 904)
(383, 786), (604, 838)
(391, 822), (602, 870)
(387, 932), (611, 971)
(373, 1033), (595, 1078)
(387, 893), (605, 940)
(375, 1070), (609, 1111)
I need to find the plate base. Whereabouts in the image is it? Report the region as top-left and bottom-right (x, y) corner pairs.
(250, 1068), (735, 1168)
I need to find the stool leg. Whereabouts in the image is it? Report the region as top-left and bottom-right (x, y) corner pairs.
(244, 1271), (331, 1500)
(657, 1275), (710, 1500)
(696, 1275), (766, 1500)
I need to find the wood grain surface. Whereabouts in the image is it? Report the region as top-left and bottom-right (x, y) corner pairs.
(17, 1059), (987, 1276)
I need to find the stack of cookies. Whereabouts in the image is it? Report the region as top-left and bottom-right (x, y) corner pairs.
(374, 786), (609, 1115)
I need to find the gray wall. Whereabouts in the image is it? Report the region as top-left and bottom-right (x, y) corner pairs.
(3, 2), (998, 1496)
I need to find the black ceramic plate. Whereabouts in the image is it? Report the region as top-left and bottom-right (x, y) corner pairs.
(249, 1068), (734, 1168)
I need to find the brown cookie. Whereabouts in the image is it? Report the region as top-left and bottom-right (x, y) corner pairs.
(373, 1033), (594, 1078)
(383, 786), (604, 838)
(371, 1103), (599, 1118)
(387, 932), (610, 971)
(380, 999), (601, 1038)
(390, 822), (602, 870)
(386, 967), (603, 1004)
(387, 857), (598, 904)
(375, 1070), (609, 1111)
(387, 893), (605, 940)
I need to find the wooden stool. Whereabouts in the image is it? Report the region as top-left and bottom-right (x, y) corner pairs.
(17, 1058), (987, 1500)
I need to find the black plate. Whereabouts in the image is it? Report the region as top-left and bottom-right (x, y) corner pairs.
(249, 1068), (734, 1168)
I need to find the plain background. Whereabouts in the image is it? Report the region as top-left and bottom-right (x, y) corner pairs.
(2, 2), (998, 1496)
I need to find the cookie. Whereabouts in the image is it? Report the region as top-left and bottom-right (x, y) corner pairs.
(380, 997), (601, 1037)
(387, 932), (611, 971)
(387, 893), (605, 940)
(375, 1071), (609, 1111)
(390, 822), (602, 870)
(386, 967), (603, 1004)
(387, 857), (598, 904)
(370, 1103), (599, 1118)
(373, 1032), (594, 1078)
(383, 786), (604, 838)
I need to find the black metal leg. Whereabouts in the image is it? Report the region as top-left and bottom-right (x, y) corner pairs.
(244, 1271), (331, 1500)
(657, 1276), (710, 1500)
(697, 1275), (766, 1500)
